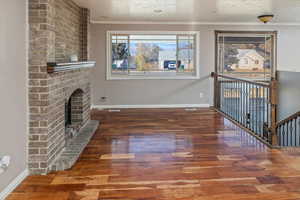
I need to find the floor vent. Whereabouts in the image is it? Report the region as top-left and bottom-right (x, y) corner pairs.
(185, 108), (198, 111)
(108, 109), (121, 112)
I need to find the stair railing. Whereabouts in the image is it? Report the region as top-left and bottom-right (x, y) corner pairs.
(212, 72), (278, 146)
(276, 111), (300, 147)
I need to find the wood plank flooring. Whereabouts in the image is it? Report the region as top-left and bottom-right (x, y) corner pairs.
(7, 108), (300, 200)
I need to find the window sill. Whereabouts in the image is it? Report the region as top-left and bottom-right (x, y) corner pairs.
(106, 75), (200, 80)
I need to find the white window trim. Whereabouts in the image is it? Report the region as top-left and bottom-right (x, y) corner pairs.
(106, 31), (200, 80)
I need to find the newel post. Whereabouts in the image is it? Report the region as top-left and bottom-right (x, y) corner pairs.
(211, 72), (220, 109)
(270, 77), (278, 146)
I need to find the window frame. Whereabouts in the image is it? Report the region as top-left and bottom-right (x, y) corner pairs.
(215, 30), (277, 80)
(106, 31), (200, 80)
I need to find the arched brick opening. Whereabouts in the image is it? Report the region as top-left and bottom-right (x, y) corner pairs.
(68, 89), (84, 125)
(65, 89), (84, 144)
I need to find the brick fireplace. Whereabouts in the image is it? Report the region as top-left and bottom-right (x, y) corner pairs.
(28, 0), (97, 174)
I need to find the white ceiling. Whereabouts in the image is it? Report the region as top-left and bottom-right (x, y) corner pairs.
(73, 0), (300, 24)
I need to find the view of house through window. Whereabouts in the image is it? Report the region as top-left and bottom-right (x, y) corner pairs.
(108, 32), (198, 79)
(217, 32), (276, 80)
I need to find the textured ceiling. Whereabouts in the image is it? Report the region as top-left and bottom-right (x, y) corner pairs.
(73, 0), (300, 24)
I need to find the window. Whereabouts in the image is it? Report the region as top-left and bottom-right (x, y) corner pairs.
(216, 31), (276, 80)
(107, 31), (200, 80)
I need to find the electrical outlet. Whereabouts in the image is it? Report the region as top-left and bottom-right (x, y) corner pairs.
(0, 156), (10, 174)
(99, 97), (107, 102)
(199, 92), (204, 99)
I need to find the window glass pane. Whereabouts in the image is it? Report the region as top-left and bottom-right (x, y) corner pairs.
(130, 35), (176, 40)
(111, 35), (129, 74)
(218, 34), (274, 80)
(129, 35), (177, 75)
(178, 35), (196, 74)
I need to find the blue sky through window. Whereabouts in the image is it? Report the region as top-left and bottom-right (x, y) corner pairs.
(129, 41), (176, 56)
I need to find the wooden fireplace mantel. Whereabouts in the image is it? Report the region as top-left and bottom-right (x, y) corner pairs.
(47, 61), (96, 73)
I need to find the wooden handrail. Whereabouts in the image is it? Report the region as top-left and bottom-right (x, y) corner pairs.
(276, 111), (300, 127)
(211, 72), (271, 88)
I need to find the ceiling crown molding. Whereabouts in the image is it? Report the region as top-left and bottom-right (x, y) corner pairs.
(91, 20), (300, 26)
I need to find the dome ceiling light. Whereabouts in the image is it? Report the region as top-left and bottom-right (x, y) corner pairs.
(154, 9), (163, 13)
(258, 14), (274, 24)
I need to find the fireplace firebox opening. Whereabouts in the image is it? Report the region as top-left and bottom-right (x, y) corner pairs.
(65, 89), (84, 145)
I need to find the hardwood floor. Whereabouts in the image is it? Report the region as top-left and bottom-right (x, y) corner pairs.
(7, 108), (300, 200)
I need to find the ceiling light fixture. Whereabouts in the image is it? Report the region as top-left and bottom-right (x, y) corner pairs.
(258, 14), (274, 24)
(154, 9), (163, 13)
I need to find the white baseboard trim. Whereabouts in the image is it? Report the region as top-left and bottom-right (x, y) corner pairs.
(0, 169), (29, 200)
(92, 104), (211, 110)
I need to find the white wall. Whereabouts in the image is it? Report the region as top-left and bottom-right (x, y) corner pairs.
(277, 29), (300, 119)
(278, 71), (300, 120)
(0, 0), (28, 194)
(90, 24), (300, 107)
(90, 24), (214, 107)
(278, 30), (300, 72)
